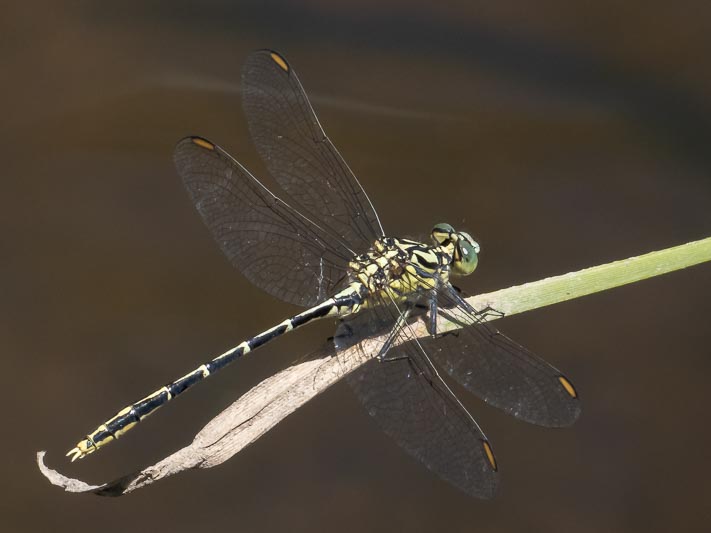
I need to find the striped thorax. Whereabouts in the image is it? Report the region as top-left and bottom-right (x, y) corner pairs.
(349, 237), (452, 302)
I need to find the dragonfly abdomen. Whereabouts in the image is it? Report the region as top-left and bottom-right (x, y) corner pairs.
(66, 285), (366, 461)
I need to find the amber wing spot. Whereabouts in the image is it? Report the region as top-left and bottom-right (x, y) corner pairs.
(482, 440), (498, 471)
(558, 375), (578, 398)
(190, 137), (215, 151)
(270, 51), (289, 72)
(191, 137), (215, 151)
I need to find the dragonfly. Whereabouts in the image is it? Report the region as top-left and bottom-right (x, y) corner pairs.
(67, 50), (580, 498)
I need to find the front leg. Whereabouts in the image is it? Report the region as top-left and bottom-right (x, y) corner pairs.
(446, 288), (506, 325)
(474, 305), (506, 322)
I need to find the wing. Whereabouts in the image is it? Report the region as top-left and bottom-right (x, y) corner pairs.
(428, 286), (581, 427)
(242, 49), (384, 253)
(174, 136), (353, 307)
(337, 298), (498, 499)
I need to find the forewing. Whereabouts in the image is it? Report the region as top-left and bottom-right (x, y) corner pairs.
(428, 287), (581, 427)
(242, 50), (383, 253)
(174, 136), (352, 307)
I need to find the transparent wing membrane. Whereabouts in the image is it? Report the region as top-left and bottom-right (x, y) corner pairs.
(175, 137), (352, 307)
(430, 287), (581, 427)
(242, 50), (383, 250)
(337, 295), (499, 499)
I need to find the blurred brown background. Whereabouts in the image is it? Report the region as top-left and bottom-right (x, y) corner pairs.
(4, 1), (711, 532)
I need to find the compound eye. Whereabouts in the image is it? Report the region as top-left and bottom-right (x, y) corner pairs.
(458, 231), (480, 254)
(432, 223), (454, 244)
(451, 238), (479, 276)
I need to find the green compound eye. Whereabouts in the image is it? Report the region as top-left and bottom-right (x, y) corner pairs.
(431, 223), (455, 244)
(451, 232), (479, 276)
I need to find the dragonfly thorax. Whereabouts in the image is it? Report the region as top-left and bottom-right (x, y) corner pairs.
(348, 237), (453, 298)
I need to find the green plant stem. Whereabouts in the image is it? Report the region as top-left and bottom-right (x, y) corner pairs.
(454, 236), (711, 331)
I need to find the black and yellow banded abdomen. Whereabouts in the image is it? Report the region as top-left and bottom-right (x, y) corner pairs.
(67, 287), (364, 460)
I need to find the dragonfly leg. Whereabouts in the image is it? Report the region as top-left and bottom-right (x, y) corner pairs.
(474, 305), (505, 321)
(427, 297), (439, 337)
(376, 303), (415, 361)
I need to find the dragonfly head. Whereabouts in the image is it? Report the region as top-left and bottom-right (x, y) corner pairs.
(431, 223), (480, 276)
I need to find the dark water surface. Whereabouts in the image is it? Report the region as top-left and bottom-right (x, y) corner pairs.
(4, 2), (711, 532)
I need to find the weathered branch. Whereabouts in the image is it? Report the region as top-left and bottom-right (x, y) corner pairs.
(37, 236), (711, 495)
